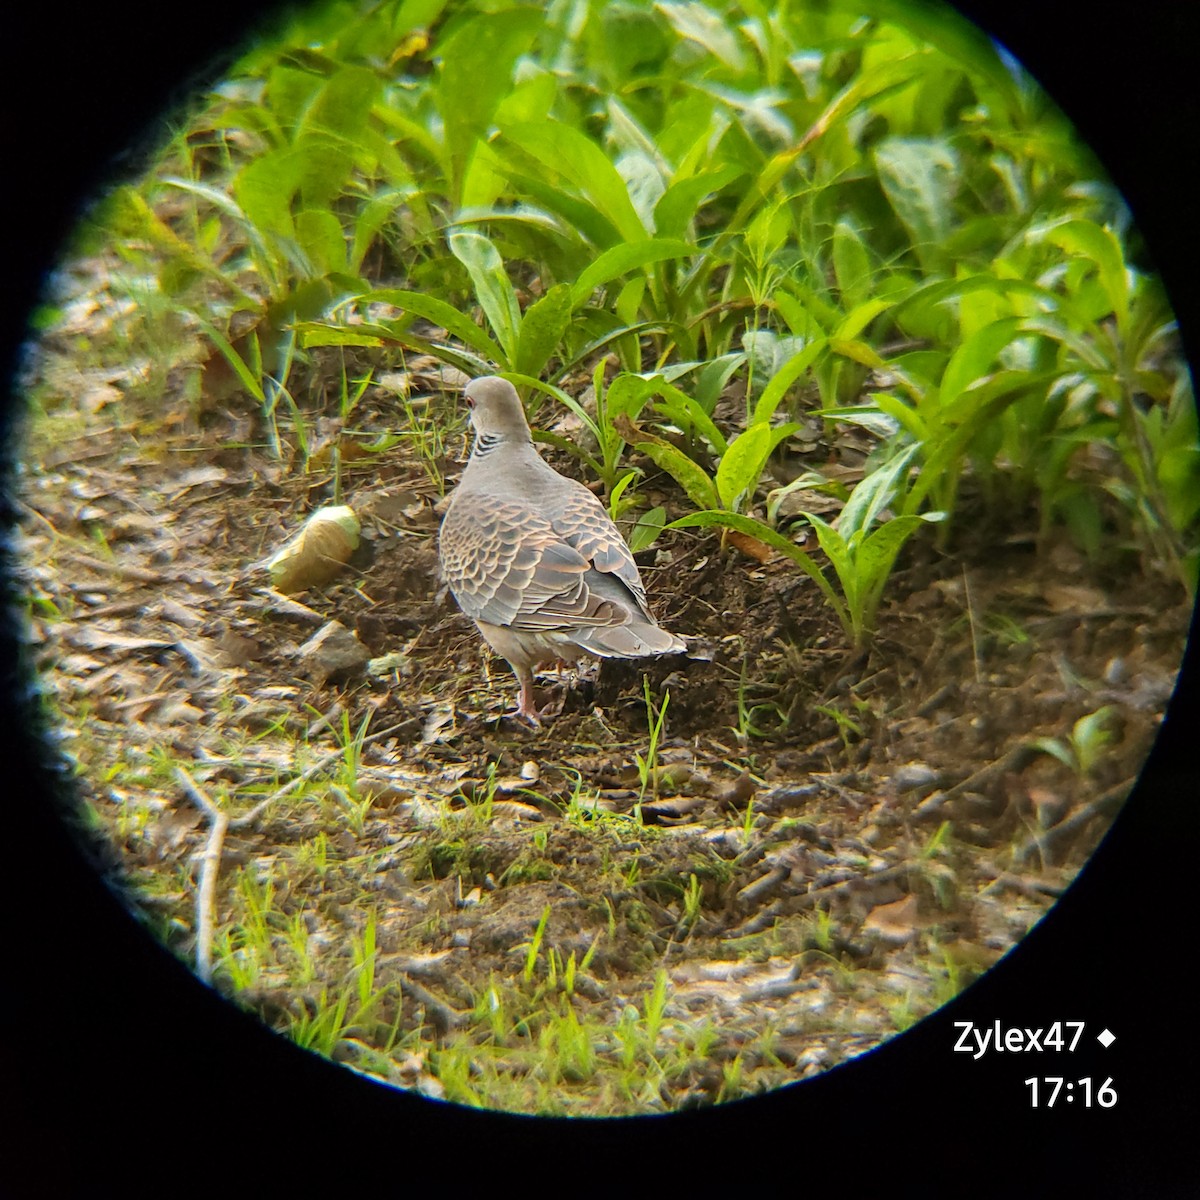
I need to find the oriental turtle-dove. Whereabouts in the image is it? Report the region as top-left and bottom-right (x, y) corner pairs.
(438, 376), (685, 723)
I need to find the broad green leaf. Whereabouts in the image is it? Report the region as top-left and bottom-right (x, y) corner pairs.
(852, 393), (926, 440)
(896, 274), (1061, 328)
(939, 316), (1025, 407)
(836, 299), (894, 342)
(296, 65), (380, 208)
(437, 8), (545, 194)
(629, 506), (666, 554)
(695, 353), (747, 416)
(296, 323), (388, 349)
(744, 330), (793, 384)
(617, 151), (667, 233)
(1028, 736), (1079, 771)
(605, 96), (664, 165)
(1019, 316), (1110, 372)
(653, 166), (744, 240)
(360, 288), (505, 362)
(829, 338), (888, 370)
(499, 121), (648, 244)
(657, 1), (748, 71)
(295, 318), (492, 375)
(621, 431), (718, 511)
(847, 0), (1024, 117)
(160, 176), (251, 230)
(774, 291), (827, 340)
(764, 471), (848, 526)
(448, 230), (521, 365)
(272, 275), (359, 324)
(832, 219), (873, 310)
(614, 278), (645, 325)
(874, 137), (960, 274)
(820, 402), (905, 440)
(1030, 218), (1130, 332)
(350, 188), (409, 274)
(939, 368), (1057, 427)
(609, 469), (641, 513)
(494, 67), (559, 129)
(557, 321), (684, 382)
(799, 509), (848, 565)
(263, 63), (323, 131)
(605, 374), (658, 423)
(753, 338), (828, 424)
(394, 0), (449, 31)
(294, 209), (347, 275)
(233, 149), (301, 239)
(719, 55), (922, 243)
(514, 284), (573, 380)
(855, 512), (946, 604)
(801, 509), (861, 618)
(570, 239), (694, 308)
(903, 385), (1039, 515)
(716, 421), (799, 509)
(486, 153), (620, 250)
(839, 443), (922, 538)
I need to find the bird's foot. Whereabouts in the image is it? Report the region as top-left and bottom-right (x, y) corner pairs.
(511, 703), (542, 728)
(512, 681), (542, 727)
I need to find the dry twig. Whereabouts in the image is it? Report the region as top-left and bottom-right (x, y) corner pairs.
(175, 767), (229, 985)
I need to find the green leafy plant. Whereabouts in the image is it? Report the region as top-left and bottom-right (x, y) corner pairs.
(1029, 706), (1119, 779)
(634, 677), (671, 818)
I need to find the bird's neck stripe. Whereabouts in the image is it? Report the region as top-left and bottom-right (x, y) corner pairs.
(471, 431), (504, 459)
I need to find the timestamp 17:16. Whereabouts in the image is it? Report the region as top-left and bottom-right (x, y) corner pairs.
(1025, 1077), (1117, 1107)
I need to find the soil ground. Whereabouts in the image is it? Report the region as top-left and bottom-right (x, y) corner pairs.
(14, 267), (1190, 1113)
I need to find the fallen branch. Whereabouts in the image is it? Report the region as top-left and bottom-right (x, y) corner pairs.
(175, 767), (229, 985)
(1013, 777), (1134, 867)
(912, 743), (1035, 819)
(792, 861), (916, 911)
(398, 976), (465, 1036)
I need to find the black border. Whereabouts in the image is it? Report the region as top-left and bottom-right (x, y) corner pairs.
(3, 1), (1197, 1190)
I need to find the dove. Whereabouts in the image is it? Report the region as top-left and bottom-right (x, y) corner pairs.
(438, 376), (686, 724)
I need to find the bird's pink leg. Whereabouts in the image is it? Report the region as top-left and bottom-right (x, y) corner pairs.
(513, 669), (542, 727)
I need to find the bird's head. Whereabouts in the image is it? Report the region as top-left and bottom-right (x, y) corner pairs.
(464, 376), (531, 443)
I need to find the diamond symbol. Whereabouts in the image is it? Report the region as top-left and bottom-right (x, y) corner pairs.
(1097, 1028), (1116, 1048)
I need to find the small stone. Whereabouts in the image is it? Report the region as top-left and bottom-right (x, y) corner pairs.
(893, 762), (940, 794)
(296, 621), (370, 683)
(1103, 656), (1128, 685)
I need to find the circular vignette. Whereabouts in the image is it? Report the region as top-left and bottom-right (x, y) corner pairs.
(3, 0), (1199, 1187)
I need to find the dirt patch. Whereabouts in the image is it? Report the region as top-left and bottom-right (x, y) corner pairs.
(15, 306), (1189, 1114)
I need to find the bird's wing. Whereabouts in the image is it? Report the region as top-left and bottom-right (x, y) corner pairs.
(547, 480), (649, 613)
(439, 494), (627, 631)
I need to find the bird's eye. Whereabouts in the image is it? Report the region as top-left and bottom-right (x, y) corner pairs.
(465, 394), (476, 409)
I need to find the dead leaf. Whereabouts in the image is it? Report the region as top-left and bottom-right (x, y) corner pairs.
(640, 795), (707, 824)
(168, 466), (229, 493)
(862, 895), (920, 944)
(714, 770), (756, 812)
(67, 627), (174, 654)
(267, 506), (361, 594)
(1043, 582), (1109, 614)
(420, 702), (456, 744)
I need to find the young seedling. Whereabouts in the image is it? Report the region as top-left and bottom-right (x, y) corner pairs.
(634, 677), (671, 819)
(1029, 706), (1118, 779)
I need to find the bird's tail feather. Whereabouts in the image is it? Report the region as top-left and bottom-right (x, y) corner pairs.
(572, 621), (685, 659)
